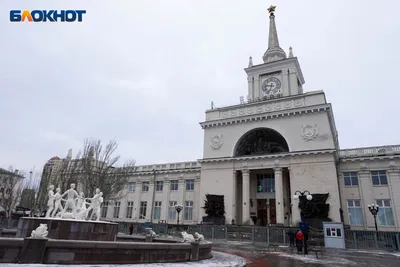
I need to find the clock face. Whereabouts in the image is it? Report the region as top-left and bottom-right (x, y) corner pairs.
(262, 77), (282, 95)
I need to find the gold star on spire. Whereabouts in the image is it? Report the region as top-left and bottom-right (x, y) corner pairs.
(268, 5), (276, 13)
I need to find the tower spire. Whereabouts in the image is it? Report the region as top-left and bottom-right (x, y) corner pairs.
(262, 5), (287, 63)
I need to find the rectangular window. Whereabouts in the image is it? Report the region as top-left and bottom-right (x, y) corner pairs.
(371, 171), (388, 186)
(376, 199), (394, 226)
(170, 180), (179, 191)
(347, 200), (364, 225)
(186, 180), (194, 191)
(113, 201), (121, 218)
(153, 201), (162, 220)
(326, 227), (342, 237)
(128, 183), (135, 192)
(343, 172), (358, 186)
(256, 173), (275, 193)
(142, 182), (149, 192)
(184, 201), (193, 220)
(101, 201), (108, 218)
(168, 201), (177, 220)
(156, 181), (163, 192)
(139, 201), (147, 219)
(126, 201), (134, 219)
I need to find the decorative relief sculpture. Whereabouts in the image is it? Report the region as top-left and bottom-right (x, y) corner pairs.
(30, 224), (49, 239)
(301, 124), (319, 141)
(221, 98), (305, 119)
(210, 134), (223, 150)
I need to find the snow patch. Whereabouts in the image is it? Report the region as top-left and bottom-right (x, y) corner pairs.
(277, 252), (357, 265)
(0, 251), (246, 267)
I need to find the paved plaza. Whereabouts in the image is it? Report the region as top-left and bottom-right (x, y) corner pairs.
(213, 241), (400, 267)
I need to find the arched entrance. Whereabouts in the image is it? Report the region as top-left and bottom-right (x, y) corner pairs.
(234, 128), (289, 157)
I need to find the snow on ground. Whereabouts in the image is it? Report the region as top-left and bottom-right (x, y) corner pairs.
(0, 251), (246, 267)
(352, 250), (400, 257)
(276, 252), (358, 266)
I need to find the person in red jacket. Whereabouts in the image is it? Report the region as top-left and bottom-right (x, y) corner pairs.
(295, 229), (304, 253)
(129, 224), (134, 235)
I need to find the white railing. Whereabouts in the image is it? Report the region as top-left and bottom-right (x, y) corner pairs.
(339, 145), (400, 158)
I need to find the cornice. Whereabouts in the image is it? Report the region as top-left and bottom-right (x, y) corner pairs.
(130, 168), (200, 176)
(340, 155), (400, 162)
(200, 104), (331, 129)
(199, 149), (336, 164)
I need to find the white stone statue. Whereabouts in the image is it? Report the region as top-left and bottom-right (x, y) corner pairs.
(86, 189), (103, 221)
(30, 224), (49, 238)
(51, 188), (64, 217)
(60, 183), (81, 219)
(181, 231), (195, 243)
(75, 192), (89, 220)
(194, 232), (205, 242)
(45, 185), (55, 218)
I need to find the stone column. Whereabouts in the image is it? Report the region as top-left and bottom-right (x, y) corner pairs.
(134, 181), (142, 221)
(242, 170), (250, 224)
(161, 180), (170, 221)
(194, 175), (201, 223)
(274, 167), (284, 224)
(232, 171), (237, 224)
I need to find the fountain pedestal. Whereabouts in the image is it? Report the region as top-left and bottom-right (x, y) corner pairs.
(16, 217), (118, 241)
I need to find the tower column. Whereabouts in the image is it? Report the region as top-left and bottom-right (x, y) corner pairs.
(232, 171), (237, 224)
(274, 167), (284, 224)
(242, 170), (250, 224)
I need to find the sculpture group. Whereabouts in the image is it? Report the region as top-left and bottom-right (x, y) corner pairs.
(45, 183), (103, 221)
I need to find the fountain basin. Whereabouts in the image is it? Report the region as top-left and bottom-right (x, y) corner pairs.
(0, 237), (213, 264)
(16, 217), (118, 241)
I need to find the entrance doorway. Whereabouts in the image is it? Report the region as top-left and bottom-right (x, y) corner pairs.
(257, 200), (268, 226)
(269, 199), (276, 224)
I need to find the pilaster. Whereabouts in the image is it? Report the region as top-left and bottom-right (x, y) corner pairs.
(161, 179), (170, 221)
(194, 174), (201, 223)
(134, 181), (142, 221)
(358, 169), (374, 229)
(147, 181), (155, 221)
(388, 169), (400, 230)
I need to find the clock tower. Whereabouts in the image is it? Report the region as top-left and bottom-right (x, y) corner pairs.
(245, 6), (305, 100)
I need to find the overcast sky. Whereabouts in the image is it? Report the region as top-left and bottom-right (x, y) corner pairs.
(1, 0), (399, 173)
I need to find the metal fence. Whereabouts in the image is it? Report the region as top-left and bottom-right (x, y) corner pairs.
(2, 218), (399, 252)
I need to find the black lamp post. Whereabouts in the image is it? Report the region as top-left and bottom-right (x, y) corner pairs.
(368, 204), (379, 232)
(293, 190), (313, 256)
(175, 204), (183, 230)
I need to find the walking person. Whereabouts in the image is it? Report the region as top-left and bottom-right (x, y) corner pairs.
(295, 229), (304, 253)
(129, 224), (134, 235)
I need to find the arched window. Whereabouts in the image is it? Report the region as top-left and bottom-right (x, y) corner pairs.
(234, 128), (289, 157)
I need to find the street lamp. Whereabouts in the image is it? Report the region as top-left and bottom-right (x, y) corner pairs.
(175, 204), (183, 230)
(292, 190), (313, 256)
(293, 190), (313, 201)
(368, 204), (379, 232)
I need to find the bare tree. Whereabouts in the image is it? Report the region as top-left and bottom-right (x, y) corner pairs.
(78, 139), (136, 200)
(0, 166), (25, 220)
